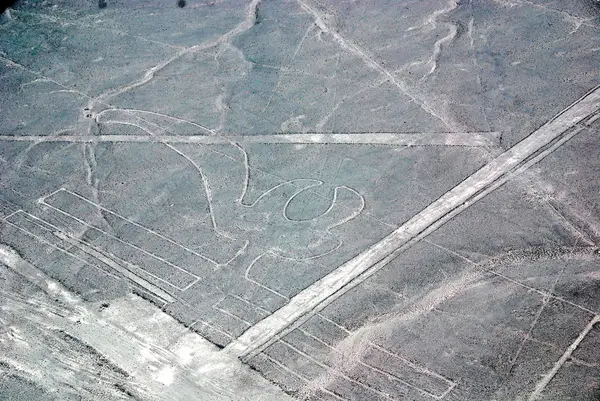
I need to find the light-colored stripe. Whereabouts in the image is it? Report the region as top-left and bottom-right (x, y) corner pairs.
(0, 243), (294, 401)
(0, 132), (500, 147)
(528, 315), (600, 400)
(225, 85), (600, 359)
(55, 231), (176, 304)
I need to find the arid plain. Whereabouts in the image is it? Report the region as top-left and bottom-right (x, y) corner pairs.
(1, 0), (600, 400)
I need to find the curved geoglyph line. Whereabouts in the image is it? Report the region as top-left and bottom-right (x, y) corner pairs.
(240, 178), (323, 210)
(97, 107), (366, 264)
(279, 185), (366, 260)
(239, 179), (364, 261)
(92, 117), (231, 241)
(96, 108), (216, 135)
(94, 109), (235, 239)
(230, 136), (365, 224)
(231, 140), (365, 261)
(244, 253), (291, 301)
(226, 84), (600, 360)
(282, 185), (366, 230)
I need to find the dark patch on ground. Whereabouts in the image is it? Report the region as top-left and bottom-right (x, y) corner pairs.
(0, 0), (17, 14)
(113, 382), (141, 400)
(57, 330), (130, 378)
(559, 278), (600, 306)
(0, 374), (50, 401)
(0, 361), (11, 371)
(254, 0), (262, 24)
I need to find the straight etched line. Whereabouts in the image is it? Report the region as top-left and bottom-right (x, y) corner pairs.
(316, 314), (351, 334)
(260, 353), (311, 383)
(212, 299), (253, 327)
(262, 23), (315, 113)
(224, 293), (273, 317)
(37, 194), (201, 287)
(55, 231), (176, 304)
(356, 360), (442, 399)
(295, 0), (456, 130)
(277, 338), (404, 401)
(192, 320), (234, 339)
(297, 327), (340, 351)
(7, 211), (184, 297)
(319, 389), (348, 401)
(0, 48), (492, 235)
(486, 269), (597, 315)
(0, 132), (501, 147)
(369, 342), (454, 385)
(6, 211), (182, 298)
(298, 325), (455, 395)
(426, 239), (599, 317)
(131, 286), (168, 310)
(1, 210), (22, 221)
(225, 84), (600, 358)
(528, 315), (600, 400)
(40, 188), (218, 265)
(2, 212), (119, 280)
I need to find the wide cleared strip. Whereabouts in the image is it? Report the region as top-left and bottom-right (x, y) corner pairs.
(225, 84), (600, 359)
(0, 132), (500, 147)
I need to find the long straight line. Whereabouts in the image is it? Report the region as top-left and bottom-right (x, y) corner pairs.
(55, 231), (176, 304)
(225, 84), (600, 359)
(528, 315), (600, 400)
(0, 132), (500, 147)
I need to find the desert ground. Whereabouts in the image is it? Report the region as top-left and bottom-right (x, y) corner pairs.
(1, 0), (600, 400)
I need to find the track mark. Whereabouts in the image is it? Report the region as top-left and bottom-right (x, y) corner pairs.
(276, 338), (398, 400)
(290, 327), (455, 399)
(364, 342), (456, 399)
